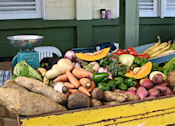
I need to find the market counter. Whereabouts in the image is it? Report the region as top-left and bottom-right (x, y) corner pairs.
(18, 95), (175, 126)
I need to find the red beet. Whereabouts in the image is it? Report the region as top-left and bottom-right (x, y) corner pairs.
(148, 88), (160, 97)
(136, 87), (148, 100)
(140, 79), (153, 89)
(128, 87), (137, 92)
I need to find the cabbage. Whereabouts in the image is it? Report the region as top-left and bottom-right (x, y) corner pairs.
(119, 54), (134, 67)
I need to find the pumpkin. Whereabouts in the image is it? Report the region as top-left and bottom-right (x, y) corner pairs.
(76, 47), (110, 61)
(125, 61), (152, 79)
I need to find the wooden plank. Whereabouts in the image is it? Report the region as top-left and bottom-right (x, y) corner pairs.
(19, 96), (175, 126)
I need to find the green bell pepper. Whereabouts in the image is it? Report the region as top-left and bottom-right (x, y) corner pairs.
(92, 73), (109, 83)
(117, 71), (126, 77)
(124, 78), (137, 87)
(134, 57), (142, 66)
(130, 64), (137, 71)
(108, 79), (116, 91)
(98, 82), (110, 91)
(114, 77), (124, 85)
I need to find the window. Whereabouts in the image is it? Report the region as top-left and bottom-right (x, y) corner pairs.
(0, 0), (43, 20)
(139, 0), (175, 18)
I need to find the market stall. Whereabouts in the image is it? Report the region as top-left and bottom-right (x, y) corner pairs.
(1, 36), (175, 126)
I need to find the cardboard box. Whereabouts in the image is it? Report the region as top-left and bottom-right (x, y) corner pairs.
(0, 62), (12, 71)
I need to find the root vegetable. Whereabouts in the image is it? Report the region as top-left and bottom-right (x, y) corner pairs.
(68, 89), (79, 94)
(104, 101), (120, 106)
(148, 88), (160, 97)
(127, 94), (140, 101)
(68, 93), (90, 109)
(168, 71), (175, 87)
(78, 86), (91, 96)
(64, 82), (75, 89)
(3, 80), (27, 92)
(91, 88), (104, 101)
(53, 74), (68, 82)
(113, 89), (122, 93)
(15, 77), (67, 105)
(91, 99), (102, 107)
(104, 91), (128, 102)
(88, 81), (96, 93)
(74, 63), (81, 68)
(154, 86), (173, 96)
(128, 87), (137, 92)
(72, 67), (91, 79)
(0, 88), (66, 116)
(66, 70), (80, 88)
(45, 58), (73, 79)
(98, 67), (108, 73)
(54, 82), (69, 94)
(64, 50), (76, 60)
(140, 79), (153, 89)
(150, 71), (166, 84)
(79, 78), (91, 88)
(160, 82), (169, 87)
(90, 62), (100, 72)
(123, 90), (136, 95)
(136, 87), (148, 100)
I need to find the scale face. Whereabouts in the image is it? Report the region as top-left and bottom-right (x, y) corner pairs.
(7, 35), (43, 69)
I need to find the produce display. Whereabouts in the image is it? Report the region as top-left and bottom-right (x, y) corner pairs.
(1, 44), (175, 116)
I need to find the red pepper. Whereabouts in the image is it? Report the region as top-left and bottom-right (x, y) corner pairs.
(112, 49), (125, 56)
(126, 47), (138, 56)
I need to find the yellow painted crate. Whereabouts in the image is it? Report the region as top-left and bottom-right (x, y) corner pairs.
(16, 95), (175, 126)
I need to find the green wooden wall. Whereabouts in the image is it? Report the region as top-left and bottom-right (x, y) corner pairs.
(0, 18), (175, 59)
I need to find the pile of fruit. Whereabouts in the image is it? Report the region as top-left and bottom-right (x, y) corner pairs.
(1, 45), (175, 116)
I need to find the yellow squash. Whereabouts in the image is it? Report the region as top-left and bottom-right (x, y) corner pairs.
(76, 47), (110, 61)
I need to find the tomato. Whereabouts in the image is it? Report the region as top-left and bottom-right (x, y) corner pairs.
(126, 47), (138, 56)
(113, 49), (125, 56)
(137, 54), (145, 58)
(143, 54), (150, 58)
(123, 51), (129, 54)
(137, 54), (150, 58)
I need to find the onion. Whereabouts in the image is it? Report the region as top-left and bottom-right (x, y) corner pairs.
(74, 62), (81, 68)
(64, 50), (76, 61)
(89, 62), (100, 72)
(98, 67), (108, 73)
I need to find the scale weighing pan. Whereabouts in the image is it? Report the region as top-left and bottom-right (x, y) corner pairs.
(7, 35), (43, 48)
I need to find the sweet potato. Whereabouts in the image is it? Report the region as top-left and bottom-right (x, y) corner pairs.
(0, 87), (66, 116)
(15, 77), (67, 105)
(68, 92), (90, 109)
(3, 80), (27, 92)
(91, 99), (102, 107)
(136, 87), (148, 100)
(91, 88), (104, 101)
(148, 88), (160, 97)
(104, 91), (128, 103)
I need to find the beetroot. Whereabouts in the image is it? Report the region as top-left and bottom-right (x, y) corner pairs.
(148, 88), (160, 97)
(128, 87), (137, 92)
(154, 86), (173, 96)
(136, 87), (148, 100)
(149, 71), (166, 84)
(140, 79), (153, 89)
(123, 90), (136, 95)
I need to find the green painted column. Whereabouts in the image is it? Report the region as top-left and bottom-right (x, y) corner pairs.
(120, 0), (139, 49)
(77, 21), (92, 48)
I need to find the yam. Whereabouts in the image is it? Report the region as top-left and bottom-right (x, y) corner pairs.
(104, 91), (128, 103)
(91, 99), (102, 107)
(15, 77), (67, 105)
(3, 80), (27, 92)
(91, 88), (104, 101)
(68, 93), (90, 109)
(0, 87), (66, 116)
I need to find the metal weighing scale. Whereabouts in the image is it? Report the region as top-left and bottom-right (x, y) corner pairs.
(7, 35), (43, 69)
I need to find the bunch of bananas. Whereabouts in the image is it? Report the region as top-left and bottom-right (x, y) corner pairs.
(13, 60), (42, 81)
(143, 36), (173, 58)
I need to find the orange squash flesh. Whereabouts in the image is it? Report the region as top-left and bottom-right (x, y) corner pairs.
(76, 47), (110, 61)
(125, 61), (152, 79)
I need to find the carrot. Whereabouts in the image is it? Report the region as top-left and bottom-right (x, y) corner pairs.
(88, 81), (96, 93)
(79, 78), (91, 88)
(68, 89), (79, 94)
(72, 68), (91, 79)
(53, 74), (68, 82)
(66, 70), (80, 88)
(78, 86), (91, 96)
(64, 82), (74, 89)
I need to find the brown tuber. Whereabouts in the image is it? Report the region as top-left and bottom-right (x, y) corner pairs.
(91, 99), (102, 107)
(140, 79), (153, 89)
(91, 88), (104, 101)
(168, 71), (175, 88)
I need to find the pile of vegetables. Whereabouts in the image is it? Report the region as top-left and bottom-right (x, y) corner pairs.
(1, 46), (175, 116)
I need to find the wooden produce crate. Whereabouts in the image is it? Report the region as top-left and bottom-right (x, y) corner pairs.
(15, 95), (175, 126)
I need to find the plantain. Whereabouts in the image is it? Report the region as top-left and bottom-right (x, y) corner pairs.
(37, 67), (47, 76)
(147, 42), (168, 55)
(143, 36), (161, 54)
(150, 41), (171, 58)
